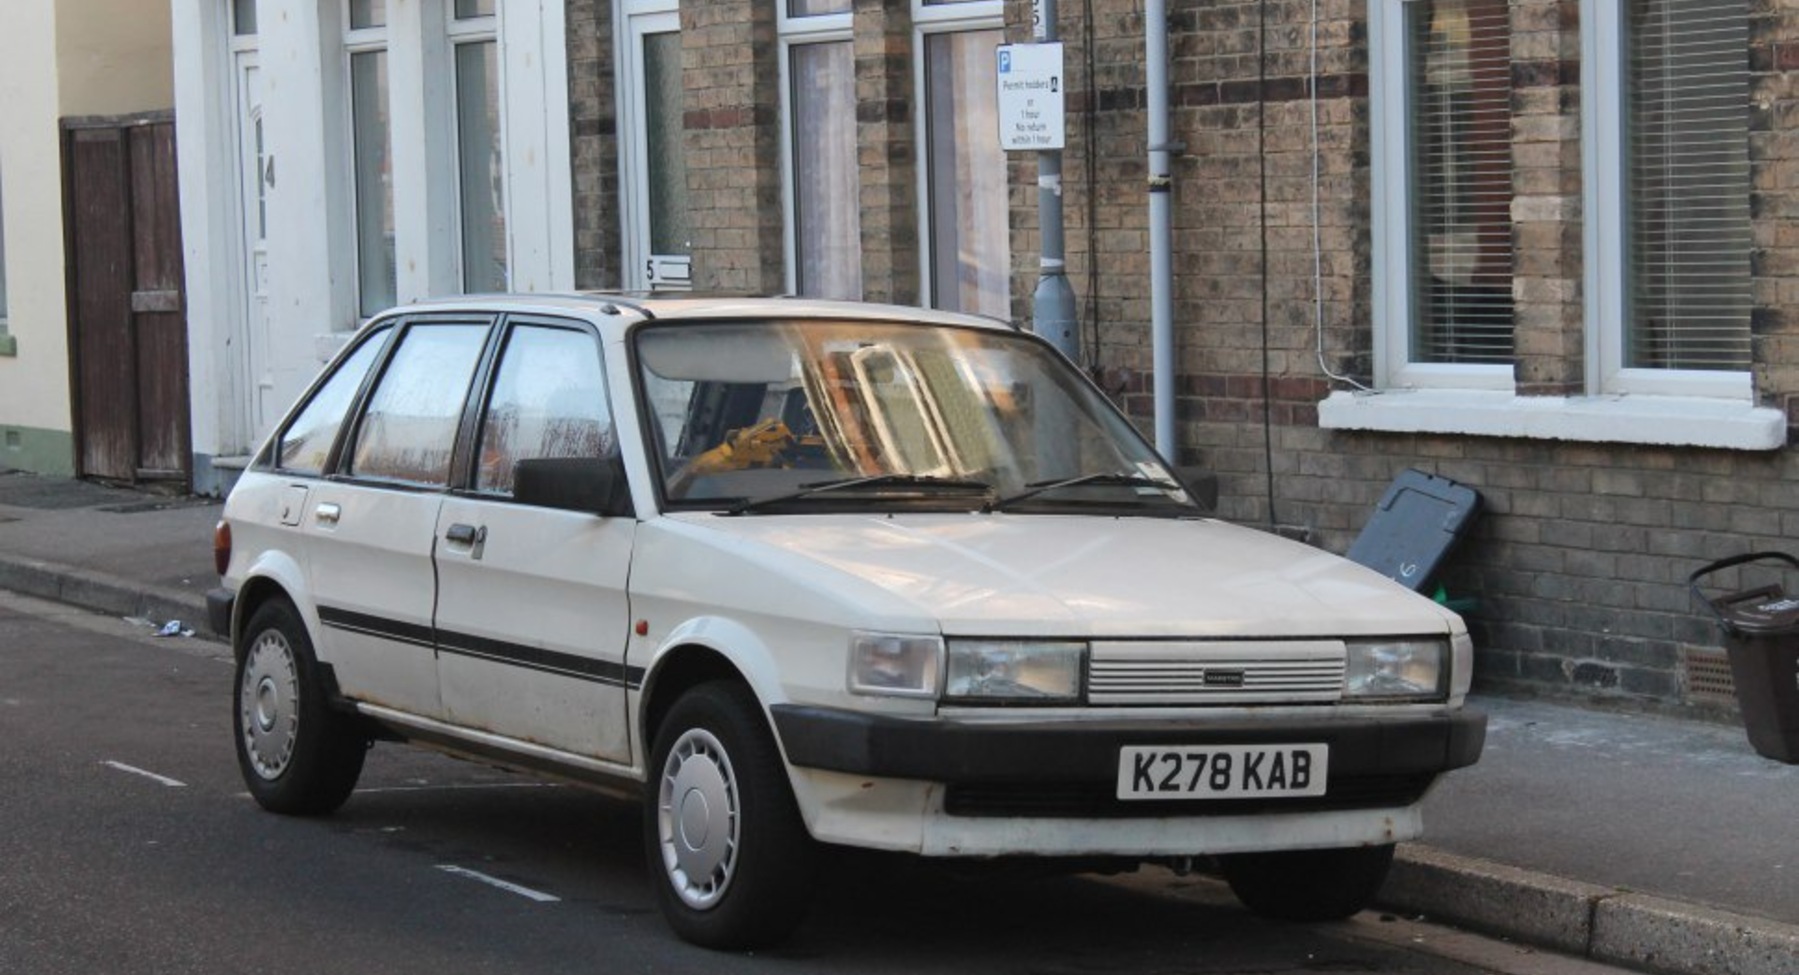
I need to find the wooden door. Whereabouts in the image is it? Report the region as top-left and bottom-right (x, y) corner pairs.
(64, 115), (191, 487)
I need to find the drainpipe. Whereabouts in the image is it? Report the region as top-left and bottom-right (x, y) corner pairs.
(1032, 0), (1080, 365)
(1146, 0), (1177, 458)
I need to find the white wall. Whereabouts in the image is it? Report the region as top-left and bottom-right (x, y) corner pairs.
(0, 0), (175, 469)
(57, 0), (175, 117)
(175, 0), (576, 492)
(0, 2), (73, 438)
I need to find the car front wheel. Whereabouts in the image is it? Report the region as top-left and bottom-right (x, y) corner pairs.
(1218, 844), (1396, 922)
(233, 599), (366, 815)
(645, 680), (818, 949)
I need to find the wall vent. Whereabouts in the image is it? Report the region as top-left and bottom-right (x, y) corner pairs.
(1681, 647), (1737, 705)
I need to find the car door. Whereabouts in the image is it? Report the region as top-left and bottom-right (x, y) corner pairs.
(432, 317), (637, 763)
(303, 316), (493, 719)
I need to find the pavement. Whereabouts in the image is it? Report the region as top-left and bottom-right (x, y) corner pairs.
(1, 467), (1795, 975)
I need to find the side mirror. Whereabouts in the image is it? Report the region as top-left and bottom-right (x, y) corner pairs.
(513, 456), (633, 517)
(1174, 465), (1219, 512)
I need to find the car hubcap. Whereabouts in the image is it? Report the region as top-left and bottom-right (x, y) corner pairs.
(656, 728), (739, 910)
(240, 630), (300, 780)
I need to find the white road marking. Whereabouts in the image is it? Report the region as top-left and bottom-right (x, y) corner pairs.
(235, 781), (564, 801)
(355, 781), (562, 794)
(436, 865), (561, 903)
(102, 760), (187, 788)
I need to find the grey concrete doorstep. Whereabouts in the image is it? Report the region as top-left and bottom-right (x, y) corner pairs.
(1381, 846), (1799, 975)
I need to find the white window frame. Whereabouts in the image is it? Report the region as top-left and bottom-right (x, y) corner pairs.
(777, 4), (856, 297)
(912, 0), (1005, 314)
(339, 0), (572, 311)
(343, 4), (393, 318)
(0, 161), (10, 353)
(1581, 0), (1750, 401)
(1369, 0), (1514, 393)
(1328, 0), (1782, 449)
(448, 5), (507, 293)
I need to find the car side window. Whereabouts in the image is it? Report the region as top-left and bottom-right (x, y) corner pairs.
(276, 330), (388, 475)
(474, 323), (615, 496)
(347, 323), (488, 486)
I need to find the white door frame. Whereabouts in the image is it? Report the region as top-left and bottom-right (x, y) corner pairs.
(233, 50), (275, 436)
(617, 4), (691, 291)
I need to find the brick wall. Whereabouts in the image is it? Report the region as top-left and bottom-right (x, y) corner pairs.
(568, 0), (619, 290)
(1029, 0), (1799, 713)
(681, 0), (784, 293)
(855, 0), (922, 305)
(564, 1), (1799, 714)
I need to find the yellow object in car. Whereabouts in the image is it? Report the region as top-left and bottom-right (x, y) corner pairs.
(686, 418), (800, 474)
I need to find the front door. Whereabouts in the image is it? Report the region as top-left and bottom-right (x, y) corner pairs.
(64, 116), (192, 486)
(619, 6), (692, 291)
(235, 54), (275, 438)
(433, 318), (635, 762)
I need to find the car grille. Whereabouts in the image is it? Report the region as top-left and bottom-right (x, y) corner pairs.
(1086, 640), (1346, 705)
(943, 774), (1435, 819)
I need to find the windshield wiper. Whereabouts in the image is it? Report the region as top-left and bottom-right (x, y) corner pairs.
(725, 474), (993, 516)
(983, 472), (1186, 513)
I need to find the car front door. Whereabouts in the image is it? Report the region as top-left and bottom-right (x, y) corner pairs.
(304, 317), (492, 719)
(432, 318), (637, 763)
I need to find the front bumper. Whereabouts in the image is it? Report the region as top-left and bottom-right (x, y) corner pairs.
(772, 705), (1484, 819)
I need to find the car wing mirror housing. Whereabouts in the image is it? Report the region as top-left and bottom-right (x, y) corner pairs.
(1175, 465), (1219, 512)
(513, 456), (634, 517)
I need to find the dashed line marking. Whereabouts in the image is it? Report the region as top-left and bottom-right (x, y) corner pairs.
(102, 760), (187, 788)
(355, 782), (562, 795)
(436, 865), (561, 903)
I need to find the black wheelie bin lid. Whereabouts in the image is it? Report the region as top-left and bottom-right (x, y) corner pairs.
(1346, 469), (1482, 593)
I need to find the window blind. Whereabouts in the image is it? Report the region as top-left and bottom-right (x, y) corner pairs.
(1409, 0), (1514, 364)
(1628, 0), (1751, 371)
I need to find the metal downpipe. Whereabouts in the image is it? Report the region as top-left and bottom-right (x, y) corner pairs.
(1146, 0), (1176, 458)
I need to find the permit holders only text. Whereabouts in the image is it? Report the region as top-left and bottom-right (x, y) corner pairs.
(1117, 744), (1329, 800)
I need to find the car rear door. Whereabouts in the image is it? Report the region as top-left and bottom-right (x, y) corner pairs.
(303, 316), (493, 719)
(431, 317), (637, 763)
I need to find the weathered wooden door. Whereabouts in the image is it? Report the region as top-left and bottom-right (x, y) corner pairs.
(64, 114), (191, 488)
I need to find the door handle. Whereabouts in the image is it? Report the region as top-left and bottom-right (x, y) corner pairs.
(444, 523), (488, 560)
(314, 502), (341, 527)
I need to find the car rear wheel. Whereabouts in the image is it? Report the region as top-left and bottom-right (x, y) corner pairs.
(1219, 844), (1395, 922)
(234, 599), (366, 815)
(645, 680), (817, 949)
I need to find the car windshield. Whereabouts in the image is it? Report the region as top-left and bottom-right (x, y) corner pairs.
(633, 319), (1197, 514)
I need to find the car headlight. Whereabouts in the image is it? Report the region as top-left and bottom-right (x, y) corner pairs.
(1343, 638), (1447, 701)
(944, 640), (1085, 703)
(848, 632), (942, 698)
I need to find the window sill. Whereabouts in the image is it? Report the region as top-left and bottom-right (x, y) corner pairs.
(1317, 389), (1787, 451)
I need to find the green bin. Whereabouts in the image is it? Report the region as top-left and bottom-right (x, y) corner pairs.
(1689, 552), (1799, 764)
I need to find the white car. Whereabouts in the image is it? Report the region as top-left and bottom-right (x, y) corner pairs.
(209, 294), (1484, 949)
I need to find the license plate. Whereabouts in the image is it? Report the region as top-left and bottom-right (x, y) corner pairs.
(1116, 744), (1329, 800)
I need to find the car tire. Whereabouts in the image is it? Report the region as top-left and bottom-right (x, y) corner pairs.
(1219, 844), (1395, 922)
(233, 599), (367, 815)
(644, 680), (818, 950)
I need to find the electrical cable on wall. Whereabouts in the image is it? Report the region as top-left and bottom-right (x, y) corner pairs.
(1084, 0), (1102, 368)
(1259, 0), (1279, 528)
(1312, 0), (1373, 392)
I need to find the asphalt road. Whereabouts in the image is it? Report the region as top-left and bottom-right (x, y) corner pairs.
(0, 591), (1636, 975)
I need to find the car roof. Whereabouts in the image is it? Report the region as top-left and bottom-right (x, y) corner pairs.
(383, 292), (1020, 338)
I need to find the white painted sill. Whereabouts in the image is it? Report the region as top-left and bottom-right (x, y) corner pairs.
(1317, 388), (1788, 451)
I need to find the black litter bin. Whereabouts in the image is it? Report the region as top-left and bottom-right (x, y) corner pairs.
(1688, 552), (1799, 764)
